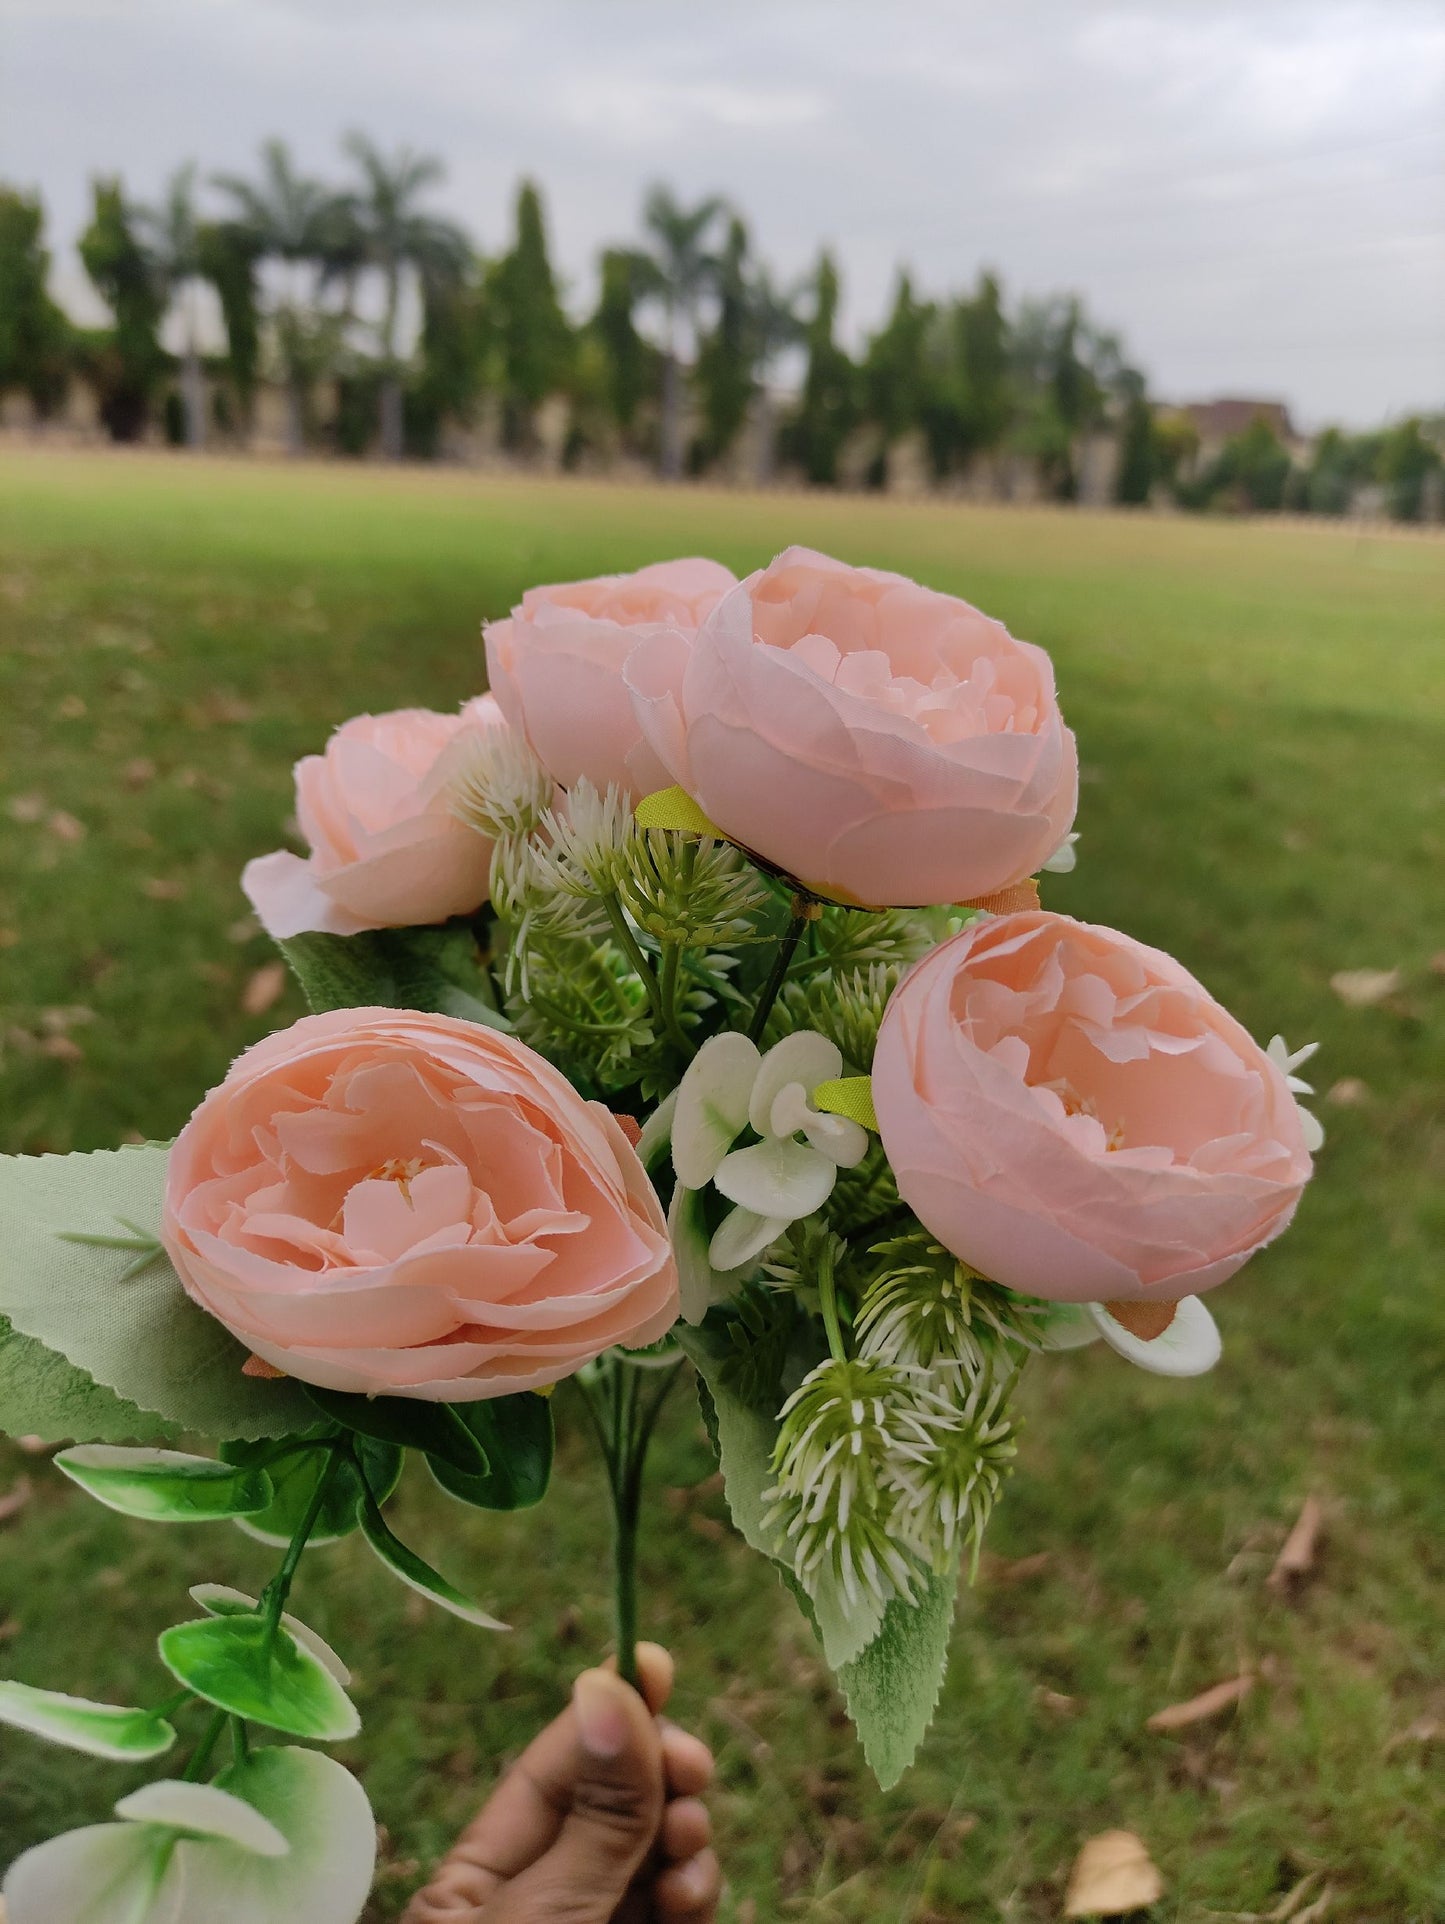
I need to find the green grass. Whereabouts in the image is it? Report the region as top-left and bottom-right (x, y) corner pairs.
(1, 449), (1442, 1921)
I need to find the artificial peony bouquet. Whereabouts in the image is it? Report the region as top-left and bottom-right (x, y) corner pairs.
(0, 547), (1319, 1921)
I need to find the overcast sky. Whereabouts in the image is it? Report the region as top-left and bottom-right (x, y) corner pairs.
(2, 0), (1442, 428)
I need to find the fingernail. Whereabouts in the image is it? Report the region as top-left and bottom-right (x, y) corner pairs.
(573, 1669), (628, 1758)
(675, 1854), (711, 1901)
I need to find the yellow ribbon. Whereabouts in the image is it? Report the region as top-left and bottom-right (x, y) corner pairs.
(812, 1076), (880, 1132)
(634, 785), (726, 839)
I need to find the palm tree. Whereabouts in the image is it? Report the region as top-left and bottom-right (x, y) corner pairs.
(748, 266), (807, 485)
(213, 140), (351, 455)
(136, 164), (207, 448)
(635, 186), (725, 479)
(340, 133), (469, 459)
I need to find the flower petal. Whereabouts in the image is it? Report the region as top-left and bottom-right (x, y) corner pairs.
(708, 1205), (791, 1272)
(713, 1139), (837, 1221)
(1297, 1105), (1325, 1153)
(1088, 1295), (1221, 1376)
(749, 1031), (843, 1137)
(672, 1033), (761, 1189)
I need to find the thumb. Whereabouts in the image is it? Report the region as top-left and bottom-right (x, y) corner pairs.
(491, 1667), (664, 1923)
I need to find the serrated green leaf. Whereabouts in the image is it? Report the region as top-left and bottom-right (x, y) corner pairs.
(0, 1145), (314, 1440)
(0, 1681), (177, 1761)
(0, 1317), (178, 1446)
(837, 1556), (960, 1790)
(277, 921), (510, 1026)
(220, 1434), (402, 1547)
(301, 1386), (488, 1476)
(55, 1446), (274, 1523)
(157, 1614), (359, 1741)
(356, 1492), (507, 1629)
(428, 1393), (553, 1511)
(677, 1328), (884, 1669)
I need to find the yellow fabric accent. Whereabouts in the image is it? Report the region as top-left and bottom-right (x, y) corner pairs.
(812, 1076), (880, 1133)
(634, 785), (727, 838)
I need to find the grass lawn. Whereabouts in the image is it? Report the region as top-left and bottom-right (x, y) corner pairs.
(1, 448), (1442, 1921)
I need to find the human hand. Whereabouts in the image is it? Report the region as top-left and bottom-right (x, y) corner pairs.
(402, 1642), (719, 1922)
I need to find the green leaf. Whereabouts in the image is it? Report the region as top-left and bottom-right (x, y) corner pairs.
(357, 1493), (507, 1630)
(0, 1680), (177, 1761)
(190, 1587), (351, 1685)
(301, 1386), (488, 1477)
(55, 1446), (274, 1523)
(677, 1328), (884, 1670)
(219, 1434), (402, 1547)
(277, 921), (511, 1028)
(836, 1556), (960, 1790)
(428, 1393), (553, 1511)
(157, 1613), (359, 1741)
(0, 1316), (178, 1446)
(1, 1746), (377, 1924)
(0, 1145), (314, 1440)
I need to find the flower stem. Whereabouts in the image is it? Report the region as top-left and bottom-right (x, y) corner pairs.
(602, 892), (675, 1042)
(817, 1237), (848, 1363)
(182, 1708), (227, 1783)
(586, 1355), (684, 1691)
(747, 901), (813, 1043)
(259, 1445), (342, 1642)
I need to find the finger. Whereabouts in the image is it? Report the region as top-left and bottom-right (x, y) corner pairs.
(659, 1795), (711, 1863)
(661, 1722), (715, 1798)
(655, 1847), (722, 1919)
(487, 1667), (666, 1924)
(602, 1640), (675, 1716)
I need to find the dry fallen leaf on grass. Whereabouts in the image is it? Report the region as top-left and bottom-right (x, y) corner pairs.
(1035, 1686), (1078, 1718)
(1268, 1495), (1323, 1593)
(45, 810), (86, 844)
(1324, 1077), (1370, 1107)
(1063, 1830), (1164, 1916)
(1384, 1715), (1442, 1753)
(37, 1034), (84, 1064)
(0, 1477), (33, 1525)
(242, 961), (288, 1016)
(1146, 1672), (1253, 1732)
(143, 876), (187, 902)
(1329, 967), (1403, 1008)
(983, 1549), (1053, 1585)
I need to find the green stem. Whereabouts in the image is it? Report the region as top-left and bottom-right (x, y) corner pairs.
(259, 1446), (342, 1641)
(148, 1687), (193, 1720)
(588, 1355), (684, 1693)
(603, 893), (666, 1025)
(746, 905), (811, 1043)
(817, 1237), (848, 1364)
(229, 1715), (250, 1766)
(183, 1708), (227, 1783)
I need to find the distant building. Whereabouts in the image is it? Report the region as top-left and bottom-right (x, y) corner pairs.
(1178, 397), (1302, 464)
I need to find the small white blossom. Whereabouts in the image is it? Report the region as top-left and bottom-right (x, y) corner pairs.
(671, 1030), (870, 1274)
(1267, 1034), (1325, 1152)
(533, 779), (639, 896)
(1041, 832), (1080, 874)
(1088, 1295), (1221, 1376)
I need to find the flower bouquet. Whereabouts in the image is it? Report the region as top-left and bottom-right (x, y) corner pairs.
(0, 547), (1319, 1920)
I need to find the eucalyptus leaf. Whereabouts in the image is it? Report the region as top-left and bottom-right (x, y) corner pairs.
(55, 1446), (274, 1523)
(428, 1393), (553, 1511)
(157, 1613), (359, 1741)
(189, 1587), (351, 1686)
(357, 1497), (507, 1630)
(0, 1145), (313, 1440)
(1, 1745), (376, 1924)
(0, 1317), (177, 1447)
(836, 1556), (960, 1790)
(220, 1434), (401, 1547)
(302, 1386), (488, 1476)
(0, 1681), (177, 1762)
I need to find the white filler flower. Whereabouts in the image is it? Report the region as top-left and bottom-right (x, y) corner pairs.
(672, 1030), (870, 1273)
(1267, 1034), (1325, 1153)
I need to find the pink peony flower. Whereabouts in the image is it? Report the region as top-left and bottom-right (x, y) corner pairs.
(484, 558), (736, 797)
(625, 546), (1077, 908)
(872, 911), (1313, 1304)
(161, 1008), (679, 1399)
(242, 701), (507, 940)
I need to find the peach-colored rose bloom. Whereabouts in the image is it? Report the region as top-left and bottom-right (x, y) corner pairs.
(625, 547), (1077, 908)
(873, 912), (1313, 1304)
(484, 558), (736, 797)
(242, 700), (506, 939)
(162, 1008), (679, 1399)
